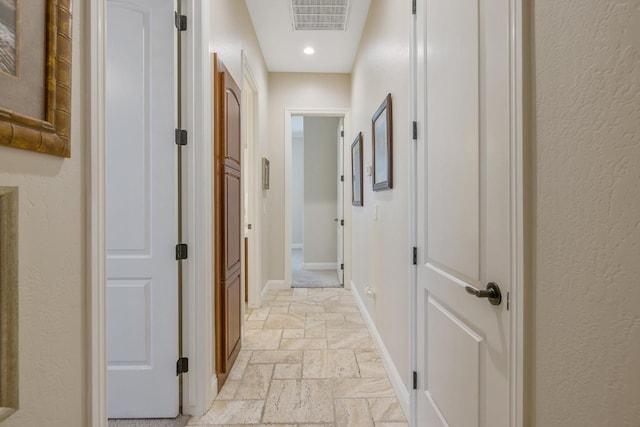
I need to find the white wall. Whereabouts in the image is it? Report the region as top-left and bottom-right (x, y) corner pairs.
(265, 73), (350, 283)
(0, 0), (86, 425)
(530, 1), (640, 425)
(291, 116), (304, 246)
(350, 0), (411, 392)
(208, 0), (270, 292)
(303, 117), (340, 264)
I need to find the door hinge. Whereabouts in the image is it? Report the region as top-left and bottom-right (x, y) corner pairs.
(340, 219), (344, 226)
(412, 0), (416, 15)
(340, 263), (344, 270)
(341, 175), (344, 182)
(507, 291), (510, 311)
(175, 11), (187, 31)
(412, 121), (417, 140)
(175, 128), (188, 146)
(340, 130), (344, 137)
(412, 247), (417, 265)
(176, 357), (189, 375)
(176, 243), (188, 260)
(412, 371), (417, 389)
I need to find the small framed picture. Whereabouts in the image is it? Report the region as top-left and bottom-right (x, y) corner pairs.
(351, 132), (363, 206)
(262, 157), (270, 190)
(372, 93), (393, 191)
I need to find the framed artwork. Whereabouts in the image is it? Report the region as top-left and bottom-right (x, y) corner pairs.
(351, 132), (363, 206)
(262, 157), (270, 190)
(0, 0), (73, 157)
(372, 93), (393, 191)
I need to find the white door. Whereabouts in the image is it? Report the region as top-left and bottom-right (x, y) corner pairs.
(336, 119), (344, 285)
(416, 0), (514, 425)
(106, 0), (179, 418)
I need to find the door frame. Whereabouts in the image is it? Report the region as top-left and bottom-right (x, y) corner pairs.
(283, 108), (352, 289)
(241, 52), (262, 309)
(411, 0), (526, 426)
(88, 0), (213, 424)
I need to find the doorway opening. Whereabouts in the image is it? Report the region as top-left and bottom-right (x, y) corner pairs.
(288, 114), (346, 288)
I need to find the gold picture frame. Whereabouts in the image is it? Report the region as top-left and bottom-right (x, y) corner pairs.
(0, 0), (73, 157)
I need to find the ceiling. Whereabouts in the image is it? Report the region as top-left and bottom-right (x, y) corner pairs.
(245, 0), (371, 73)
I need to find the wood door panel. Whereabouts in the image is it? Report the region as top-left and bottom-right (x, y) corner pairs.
(214, 54), (242, 389)
(225, 89), (241, 168)
(225, 273), (242, 361)
(225, 170), (241, 275)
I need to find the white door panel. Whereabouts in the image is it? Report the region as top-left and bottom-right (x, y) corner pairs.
(417, 0), (513, 425)
(106, 0), (178, 418)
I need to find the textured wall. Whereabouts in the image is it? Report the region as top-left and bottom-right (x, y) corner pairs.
(209, 0), (270, 292)
(531, 1), (640, 425)
(350, 0), (411, 392)
(0, 0), (86, 425)
(303, 117), (339, 264)
(265, 73), (351, 283)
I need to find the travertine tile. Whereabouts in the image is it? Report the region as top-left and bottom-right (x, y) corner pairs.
(304, 323), (327, 338)
(245, 320), (265, 330)
(324, 301), (360, 313)
(282, 328), (305, 339)
(269, 306), (290, 313)
(264, 313), (306, 329)
(334, 399), (375, 427)
(368, 397), (406, 422)
(355, 351), (387, 378)
(228, 351), (252, 380)
(189, 400), (264, 425)
(327, 328), (375, 350)
(374, 423), (409, 427)
(289, 301), (325, 313)
(247, 307), (271, 321)
(344, 312), (365, 327)
(263, 379), (334, 423)
(216, 379), (241, 400)
(331, 377), (396, 398)
(292, 288), (308, 296)
(280, 338), (327, 350)
(234, 364), (273, 399)
(302, 350), (359, 378)
(273, 363), (302, 379)
(249, 350), (302, 364)
(243, 329), (282, 350)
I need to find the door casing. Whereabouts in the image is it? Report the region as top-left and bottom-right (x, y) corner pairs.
(283, 108), (352, 290)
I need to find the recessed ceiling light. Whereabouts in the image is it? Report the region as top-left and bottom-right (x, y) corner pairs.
(304, 47), (315, 55)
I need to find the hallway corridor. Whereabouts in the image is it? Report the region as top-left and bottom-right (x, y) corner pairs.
(187, 288), (408, 426)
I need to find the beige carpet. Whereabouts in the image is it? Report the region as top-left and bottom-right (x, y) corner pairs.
(291, 248), (341, 288)
(108, 415), (190, 427)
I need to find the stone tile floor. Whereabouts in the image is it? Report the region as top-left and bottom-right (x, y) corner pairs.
(187, 287), (408, 427)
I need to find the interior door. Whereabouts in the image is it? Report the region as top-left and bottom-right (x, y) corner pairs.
(336, 119), (344, 285)
(106, 0), (178, 418)
(416, 0), (513, 426)
(214, 54), (242, 389)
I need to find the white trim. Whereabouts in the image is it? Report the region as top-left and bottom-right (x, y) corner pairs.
(181, 0), (214, 416)
(351, 282), (410, 419)
(510, 0), (525, 424)
(301, 262), (338, 271)
(283, 108), (352, 291)
(241, 52), (262, 310)
(291, 243), (304, 250)
(88, 0), (107, 425)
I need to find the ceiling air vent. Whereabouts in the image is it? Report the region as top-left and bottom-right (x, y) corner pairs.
(290, 0), (350, 31)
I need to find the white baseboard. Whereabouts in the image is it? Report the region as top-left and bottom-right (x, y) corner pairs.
(261, 280), (290, 300)
(291, 243), (303, 249)
(351, 281), (410, 420)
(302, 262), (338, 271)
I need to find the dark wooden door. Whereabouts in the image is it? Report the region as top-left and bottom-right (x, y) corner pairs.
(213, 54), (242, 389)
